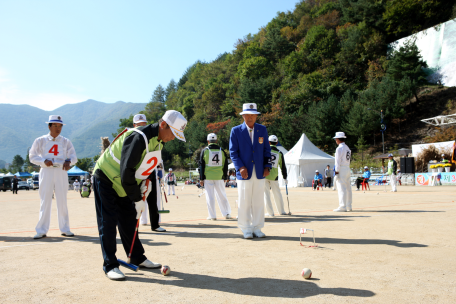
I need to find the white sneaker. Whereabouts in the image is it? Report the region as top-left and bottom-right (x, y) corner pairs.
(265, 213), (274, 217)
(332, 188), (336, 191)
(243, 232), (253, 239)
(225, 214), (233, 219)
(253, 230), (266, 238)
(355, 189), (360, 191)
(206, 217), (217, 220)
(139, 259), (162, 269)
(106, 268), (125, 280)
(153, 227), (166, 232)
(346, 208), (352, 212)
(33, 233), (46, 239)
(333, 208), (347, 212)
(61, 231), (74, 237)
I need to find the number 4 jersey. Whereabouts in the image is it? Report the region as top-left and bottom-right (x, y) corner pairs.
(199, 143), (228, 180)
(29, 134), (77, 169)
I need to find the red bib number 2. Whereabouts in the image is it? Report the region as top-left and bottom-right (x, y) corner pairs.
(135, 151), (162, 180)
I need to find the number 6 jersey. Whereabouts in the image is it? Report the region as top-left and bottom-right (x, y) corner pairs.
(29, 133), (77, 169)
(334, 142), (351, 172)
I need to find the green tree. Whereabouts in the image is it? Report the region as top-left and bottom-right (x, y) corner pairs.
(112, 114), (134, 137)
(306, 95), (344, 149)
(23, 148), (38, 172)
(165, 79), (177, 101)
(355, 135), (369, 167)
(10, 155), (25, 173)
(386, 39), (428, 101)
(262, 27), (296, 62)
(150, 84), (166, 103)
(76, 157), (94, 172)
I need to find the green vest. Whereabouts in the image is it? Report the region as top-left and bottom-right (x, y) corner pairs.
(81, 185), (90, 197)
(203, 144), (225, 180)
(266, 146), (282, 181)
(387, 160), (394, 175)
(94, 128), (161, 197)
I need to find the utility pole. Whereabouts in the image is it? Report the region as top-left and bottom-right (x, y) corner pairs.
(367, 108), (386, 154)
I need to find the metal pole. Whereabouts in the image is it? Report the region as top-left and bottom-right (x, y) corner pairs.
(381, 110), (384, 154)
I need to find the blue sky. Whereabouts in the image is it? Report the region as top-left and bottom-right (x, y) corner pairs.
(0, 0), (299, 111)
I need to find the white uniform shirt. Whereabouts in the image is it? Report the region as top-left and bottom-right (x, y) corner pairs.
(334, 142), (351, 172)
(29, 133), (78, 168)
(73, 181), (80, 188)
(244, 122), (254, 144)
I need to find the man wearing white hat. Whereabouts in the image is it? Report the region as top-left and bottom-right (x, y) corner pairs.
(199, 133), (231, 220)
(230, 103), (272, 239)
(92, 110), (187, 280)
(164, 168), (176, 195)
(29, 115), (78, 239)
(132, 114), (166, 232)
(333, 132), (352, 212)
(313, 170), (323, 190)
(264, 135), (287, 216)
(386, 153), (397, 192)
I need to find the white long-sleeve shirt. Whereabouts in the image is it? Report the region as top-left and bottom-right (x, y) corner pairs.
(29, 133), (78, 168)
(334, 142), (351, 172)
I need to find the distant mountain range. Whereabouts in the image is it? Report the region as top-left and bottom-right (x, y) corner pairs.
(0, 100), (146, 163)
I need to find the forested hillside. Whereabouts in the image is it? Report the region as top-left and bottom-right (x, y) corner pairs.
(128, 0), (456, 168)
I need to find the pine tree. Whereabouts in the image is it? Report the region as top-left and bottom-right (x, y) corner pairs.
(10, 155), (25, 173)
(387, 39), (428, 101)
(165, 79), (177, 101)
(150, 84), (166, 103)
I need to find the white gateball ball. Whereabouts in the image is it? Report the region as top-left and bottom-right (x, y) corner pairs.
(301, 268), (312, 279)
(161, 265), (171, 276)
(377, 192), (379, 195)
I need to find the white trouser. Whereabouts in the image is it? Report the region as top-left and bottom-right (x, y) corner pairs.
(264, 179), (285, 215)
(140, 178), (162, 224)
(390, 174), (397, 191)
(35, 167), (71, 234)
(168, 183), (175, 195)
(204, 180), (231, 218)
(237, 166), (265, 234)
(336, 166), (352, 210)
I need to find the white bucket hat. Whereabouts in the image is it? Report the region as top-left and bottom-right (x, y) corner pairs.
(133, 114), (147, 124)
(364, 166), (368, 169)
(169, 168), (173, 171)
(333, 132), (346, 139)
(162, 110), (187, 142)
(388, 153), (393, 157)
(268, 135), (278, 143)
(239, 103), (261, 115)
(45, 115), (65, 125)
(207, 133), (217, 141)
(315, 170), (319, 172)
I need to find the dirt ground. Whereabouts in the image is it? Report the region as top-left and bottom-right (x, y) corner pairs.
(0, 184), (455, 303)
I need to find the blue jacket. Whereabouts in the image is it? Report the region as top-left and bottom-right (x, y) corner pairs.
(314, 174), (323, 180)
(362, 171), (371, 179)
(229, 122), (272, 180)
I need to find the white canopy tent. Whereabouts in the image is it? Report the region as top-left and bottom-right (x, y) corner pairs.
(279, 133), (335, 187)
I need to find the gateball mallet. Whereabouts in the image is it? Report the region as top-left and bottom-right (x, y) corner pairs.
(118, 179), (151, 271)
(285, 184), (292, 215)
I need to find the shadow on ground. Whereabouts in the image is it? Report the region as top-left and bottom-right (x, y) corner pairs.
(125, 270), (375, 299)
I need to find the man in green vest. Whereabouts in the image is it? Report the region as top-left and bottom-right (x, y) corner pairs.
(199, 133), (232, 220)
(264, 135), (288, 216)
(93, 110), (187, 281)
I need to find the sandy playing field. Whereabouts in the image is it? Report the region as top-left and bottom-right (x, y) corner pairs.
(0, 184), (455, 303)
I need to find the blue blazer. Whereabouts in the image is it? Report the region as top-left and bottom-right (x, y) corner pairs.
(229, 123), (272, 180)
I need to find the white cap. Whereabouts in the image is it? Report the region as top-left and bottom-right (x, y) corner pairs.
(388, 153), (393, 157)
(333, 132), (346, 139)
(240, 103), (261, 115)
(207, 133), (217, 141)
(315, 170), (319, 172)
(169, 168), (173, 171)
(269, 135), (278, 143)
(133, 114), (147, 124)
(442, 154), (445, 156)
(45, 115), (65, 125)
(162, 110), (187, 142)
(364, 166), (368, 169)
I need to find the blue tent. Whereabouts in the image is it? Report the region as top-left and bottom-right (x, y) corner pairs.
(67, 166), (89, 177)
(14, 172), (32, 178)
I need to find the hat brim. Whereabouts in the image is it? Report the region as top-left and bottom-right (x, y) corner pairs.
(45, 121), (65, 125)
(333, 136), (346, 139)
(240, 111), (261, 115)
(134, 120), (147, 124)
(171, 128), (186, 142)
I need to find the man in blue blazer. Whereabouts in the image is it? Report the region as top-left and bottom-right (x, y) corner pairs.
(229, 103), (272, 239)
